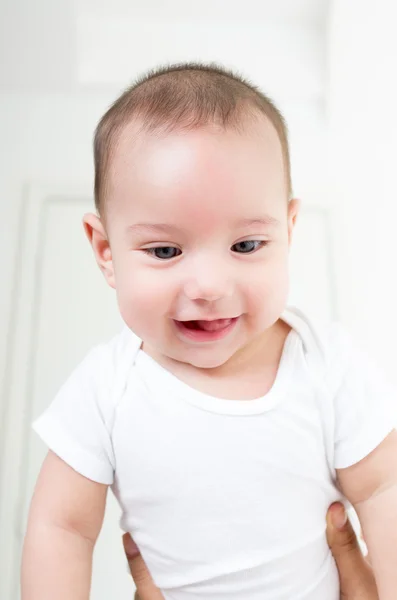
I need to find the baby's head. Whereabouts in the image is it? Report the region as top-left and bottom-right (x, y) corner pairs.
(84, 63), (299, 370)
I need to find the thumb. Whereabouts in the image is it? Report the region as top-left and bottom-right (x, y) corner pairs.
(326, 503), (378, 598)
(326, 502), (359, 557)
(122, 534), (164, 600)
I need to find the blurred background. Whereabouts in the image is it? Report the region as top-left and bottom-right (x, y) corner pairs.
(1, 0), (396, 598)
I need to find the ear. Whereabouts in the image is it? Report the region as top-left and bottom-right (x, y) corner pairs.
(287, 198), (300, 246)
(82, 213), (116, 289)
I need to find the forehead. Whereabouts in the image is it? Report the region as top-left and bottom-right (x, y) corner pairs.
(106, 117), (287, 228)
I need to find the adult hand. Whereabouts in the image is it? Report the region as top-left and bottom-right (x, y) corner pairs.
(326, 502), (378, 599)
(123, 501), (378, 600)
(122, 534), (164, 600)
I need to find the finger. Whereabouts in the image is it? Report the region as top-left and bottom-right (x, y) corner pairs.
(122, 534), (165, 600)
(326, 503), (378, 597)
(326, 503), (360, 556)
(123, 532), (141, 562)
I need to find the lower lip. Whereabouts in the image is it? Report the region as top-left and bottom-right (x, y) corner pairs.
(173, 317), (239, 343)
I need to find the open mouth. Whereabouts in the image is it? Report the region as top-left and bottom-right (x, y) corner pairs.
(182, 318), (235, 332)
(174, 317), (239, 342)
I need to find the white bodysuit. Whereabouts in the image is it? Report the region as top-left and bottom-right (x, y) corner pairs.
(33, 307), (397, 599)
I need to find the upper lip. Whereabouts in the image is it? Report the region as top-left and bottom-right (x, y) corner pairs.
(175, 316), (239, 322)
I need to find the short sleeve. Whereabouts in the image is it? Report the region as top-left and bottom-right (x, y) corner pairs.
(33, 344), (117, 485)
(332, 325), (397, 469)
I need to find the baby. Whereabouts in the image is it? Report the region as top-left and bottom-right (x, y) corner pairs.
(21, 63), (397, 599)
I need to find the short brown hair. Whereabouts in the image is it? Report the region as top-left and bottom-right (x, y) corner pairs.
(94, 62), (292, 214)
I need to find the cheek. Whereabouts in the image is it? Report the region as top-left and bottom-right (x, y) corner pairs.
(245, 256), (290, 314)
(113, 261), (175, 331)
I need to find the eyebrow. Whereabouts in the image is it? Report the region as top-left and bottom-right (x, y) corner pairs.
(236, 216), (280, 228)
(126, 223), (183, 236)
(126, 216), (280, 236)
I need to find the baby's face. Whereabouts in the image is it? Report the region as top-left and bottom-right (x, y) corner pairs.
(103, 118), (298, 369)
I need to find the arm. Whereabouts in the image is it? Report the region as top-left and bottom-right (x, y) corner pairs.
(21, 450), (108, 600)
(337, 429), (397, 600)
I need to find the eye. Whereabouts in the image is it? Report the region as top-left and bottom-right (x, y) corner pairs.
(143, 247), (182, 260)
(231, 240), (265, 254)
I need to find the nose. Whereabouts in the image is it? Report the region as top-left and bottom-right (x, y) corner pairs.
(183, 263), (234, 302)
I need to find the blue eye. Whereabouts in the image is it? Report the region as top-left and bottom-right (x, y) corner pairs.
(232, 240), (264, 254)
(144, 247), (182, 260)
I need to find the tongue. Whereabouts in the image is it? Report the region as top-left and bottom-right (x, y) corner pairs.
(195, 318), (232, 332)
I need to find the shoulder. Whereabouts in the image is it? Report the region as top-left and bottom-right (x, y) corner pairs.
(65, 326), (142, 405)
(284, 307), (397, 471)
(93, 326), (141, 373)
(282, 306), (352, 388)
(282, 305), (345, 355)
(284, 306), (396, 396)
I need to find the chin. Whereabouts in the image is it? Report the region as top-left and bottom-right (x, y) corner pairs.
(181, 349), (235, 370)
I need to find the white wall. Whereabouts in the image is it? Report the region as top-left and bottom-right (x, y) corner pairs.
(327, 0), (397, 379)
